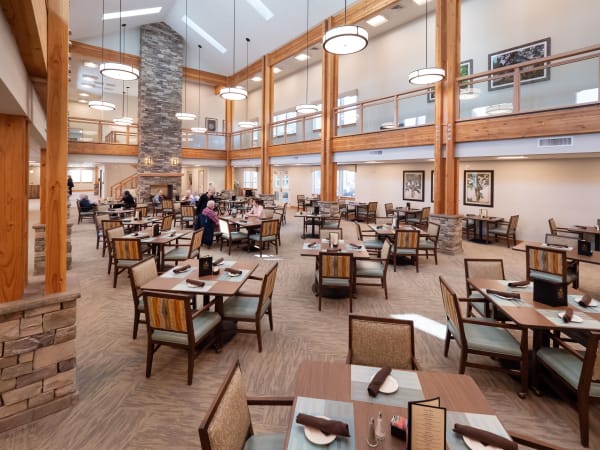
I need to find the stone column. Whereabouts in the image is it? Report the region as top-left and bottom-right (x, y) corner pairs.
(33, 224), (73, 276)
(431, 214), (463, 255)
(137, 22), (184, 201)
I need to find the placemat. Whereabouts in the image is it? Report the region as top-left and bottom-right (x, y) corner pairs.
(172, 279), (216, 293)
(446, 412), (512, 450)
(538, 309), (600, 330)
(350, 365), (423, 407)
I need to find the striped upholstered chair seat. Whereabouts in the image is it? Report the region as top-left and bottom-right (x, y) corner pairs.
(526, 244), (578, 288)
(248, 219), (279, 257)
(317, 252), (354, 312)
(355, 240), (391, 299)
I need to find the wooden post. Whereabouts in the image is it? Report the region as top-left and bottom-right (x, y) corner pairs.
(0, 115), (29, 302)
(320, 19), (338, 201)
(40, 147), (47, 224)
(260, 55), (273, 194)
(45, 0), (69, 294)
(224, 100), (234, 190)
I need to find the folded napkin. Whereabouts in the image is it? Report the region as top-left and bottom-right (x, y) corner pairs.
(307, 242), (318, 248)
(326, 248), (341, 253)
(507, 280), (530, 288)
(575, 225), (587, 229)
(563, 307), (574, 323)
(224, 267), (242, 275)
(169, 231), (177, 237)
(367, 366), (392, 397)
(453, 424), (517, 450)
(212, 257), (224, 266)
(486, 289), (520, 299)
(185, 278), (205, 287)
(349, 243), (362, 249)
(173, 264), (191, 273)
(376, 225), (383, 229)
(296, 413), (350, 437)
(578, 294), (593, 307)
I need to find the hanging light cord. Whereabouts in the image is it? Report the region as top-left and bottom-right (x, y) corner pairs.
(125, 86), (130, 117)
(344, 0), (347, 25)
(197, 44), (202, 128)
(245, 37), (250, 122)
(305, 0), (310, 105)
(100, 0), (105, 102)
(232, 0), (237, 74)
(424, 0), (428, 66)
(183, 0), (189, 111)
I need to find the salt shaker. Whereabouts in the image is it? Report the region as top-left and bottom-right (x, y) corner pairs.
(367, 416), (378, 447)
(375, 411), (385, 441)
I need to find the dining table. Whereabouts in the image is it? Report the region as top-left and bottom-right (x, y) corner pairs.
(294, 212), (331, 238)
(124, 229), (191, 271)
(368, 223), (421, 237)
(512, 241), (600, 266)
(286, 360), (514, 450)
(121, 216), (161, 232)
(463, 214), (503, 244)
(564, 224), (600, 251)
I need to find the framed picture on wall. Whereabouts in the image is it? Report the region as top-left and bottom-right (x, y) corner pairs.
(430, 170), (434, 202)
(463, 170), (494, 207)
(205, 117), (218, 132)
(427, 59), (473, 102)
(488, 38), (550, 91)
(403, 170), (425, 202)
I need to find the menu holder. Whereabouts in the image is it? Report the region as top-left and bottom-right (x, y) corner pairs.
(533, 279), (567, 307)
(407, 397), (446, 450)
(198, 256), (213, 276)
(329, 232), (339, 248)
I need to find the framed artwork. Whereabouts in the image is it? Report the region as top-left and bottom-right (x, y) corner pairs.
(430, 170), (434, 202)
(463, 170), (494, 207)
(403, 170), (425, 202)
(205, 117), (218, 132)
(488, 37), (550, 91)
(428, 59), (473, 102)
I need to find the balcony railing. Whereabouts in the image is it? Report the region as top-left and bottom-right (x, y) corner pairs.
(232, 127), (262, 150)
(181, 129), (226, 150)
(68, 118), (138, 145)
(269, 112), (322, 145)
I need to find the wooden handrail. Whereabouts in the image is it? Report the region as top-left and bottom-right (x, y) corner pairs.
(110, 173), (138, 199)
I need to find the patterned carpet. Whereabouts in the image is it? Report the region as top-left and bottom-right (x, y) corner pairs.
(2, 203), (598, 449)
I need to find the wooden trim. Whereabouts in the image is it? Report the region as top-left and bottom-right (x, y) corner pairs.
(183, 67), (227, 87)
(268, 140), (321, 157)
(40, 147), (46, 224)
(332, 126), (435, 152)
(320, 19), (337, 201)
(182, 149), (227, 160)
(230, 149), (262, 160)
(137, 172), (184, 177)
(68, 141), (138, 156)
(71, 41), (139, 67)
(260, 56), (272, 193)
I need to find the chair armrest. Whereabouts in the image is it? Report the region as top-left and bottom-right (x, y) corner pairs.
(192, 298), (217, 317)
(248, 275), (263, 281)
(546, 332), (585, 361)
(506, 429), (569, 450)
(247, 396), (294, 406)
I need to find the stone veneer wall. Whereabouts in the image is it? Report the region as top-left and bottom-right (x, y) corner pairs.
(137, 22), (184, 202)
(0, 280), (80, 431)
(32, 223), (73, 276)
(431, 214), (463, 255)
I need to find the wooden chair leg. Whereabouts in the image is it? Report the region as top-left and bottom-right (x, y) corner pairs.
(256, 321), (263, 352)
(187, 350), (194, 385)
(444, 329), (451, 357)
(268, 306), (273, 330)
(133, 310), (140, 339)
(578, 392), (590, 447)
(458, 349), (467, 374)
(146, 342), (154, 378)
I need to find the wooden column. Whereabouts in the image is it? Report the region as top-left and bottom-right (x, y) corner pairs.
(224, 100), (234, 190)
(0, 115), (29, 302)
(40, 147), (46, 224)
(45, 0), (69, 294)
(320, 19), (338, 201)
(260, 55), (273, 194)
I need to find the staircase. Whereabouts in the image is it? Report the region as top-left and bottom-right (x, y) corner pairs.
(110, 173), (138, 199)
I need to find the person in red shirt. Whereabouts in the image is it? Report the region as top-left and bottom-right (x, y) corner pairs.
(201, 200), (220, 231)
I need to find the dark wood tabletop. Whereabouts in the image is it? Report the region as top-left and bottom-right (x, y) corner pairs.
(512, 241), (600, 265)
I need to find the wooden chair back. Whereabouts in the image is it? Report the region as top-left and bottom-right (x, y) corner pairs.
(181, 205), (195, 218)
(161, 215), (174, 231)
(421, 206), (430, 221)
(319, 228), (344, 239)
(258, 263), (278, 311)
(135, 206), (148, 217)
(144, 291), (191, 334)
(507, 215), (519, 233)
(113, 238), (143, 261)
(464, 258), (504, 296)
(260, 219), (279, 238)
(439, 276), (465, 347)
(526, 245), (568, 281)
(189, 228), (204, 257)
(319, 252), (353, 280)
(548, 217), (558, 235)
(162, 199), (174, 210)
(384, 203), (394, 216)
(367, 201), (378, 214)
(394, 229), (420, 250)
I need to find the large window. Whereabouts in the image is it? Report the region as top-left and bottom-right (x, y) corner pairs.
(311, 169), (321, 195)
(272, 110), (297, 137)
(337, 167), (356, 197)
(243, 169), (258, 189)
(68, 168), (94, 183)
(312, 90), (358, 130)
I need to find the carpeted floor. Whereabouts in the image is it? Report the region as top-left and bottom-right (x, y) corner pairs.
(2, 202), (598, 449)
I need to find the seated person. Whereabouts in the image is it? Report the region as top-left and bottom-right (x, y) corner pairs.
(200, 200), (220, 232)
(246, 198), (264, 218)
(198, 200), (220, 246)
(120, 190), (136, 209)
(79, 194), (96, 212)
(153, 190), (164, 205)
(181, 190), (195, 205)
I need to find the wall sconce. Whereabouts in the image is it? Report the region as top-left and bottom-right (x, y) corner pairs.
(170, 157), (180, 166)
(144, 156), (153, 166)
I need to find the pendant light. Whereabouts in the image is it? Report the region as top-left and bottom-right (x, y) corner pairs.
(219, 0), (248, 101)
(322, 0), (368, 55)
(89, 0), (116, 111)
(176, 0), (197, 121)
(296, 0), (318, 114)
(408, 0), (445, 85)
(191, 45), (207, 133)
(99, 0), (140, 81)
(238, 38), (256, 129)
(113, 83), (133, 125)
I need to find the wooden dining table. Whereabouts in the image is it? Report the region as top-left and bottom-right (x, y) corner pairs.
(463, 214), (503, 244)
(512, 241), (600, 266)
(368, 223), (421, 237)
(124, 229), (191, 271)
(565, 224), (600, 250)
(286, 361), (513, 450)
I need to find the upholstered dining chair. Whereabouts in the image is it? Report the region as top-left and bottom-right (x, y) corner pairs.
(488, 214), (519, 247)
(248, 219), (279, 257)
(463, 258), (509, 320)
(526, 244), (579, 289)
(127, 258), (158, 339)
(548, 217), (576, 236)
(391, 229), (420, 272)
(160, 214), (174, 232)
(439, 276), (529, 398)
(353, 221), (383, 256)
(319, 228), (344, 240)
(273, 202), (287, 225)
(355, 239), (391, 299)
(419, 221), (440, 264)
(534, 331), (600, 447)
(347, 314), (418, 370)
(111, 237), (149, 288)
(406, 206), (430, 227)
(76, 199), (95, 224)
(384, 202), (395, 217)
(143, 290), (221, 385)
(222, 263), (278, 352)
(316, 252), (354, 312)
(134, 206), (147, 218)
(219, 219), (249, 255)
(105, 225), (125, 274)
(163, 228), (203, 267)
(94, 213), (110, 250)
(161, 199), (174, 216)
(297, 194), (306, 211)
(198, 360), (293, 450)
(179, 205), (196, 229)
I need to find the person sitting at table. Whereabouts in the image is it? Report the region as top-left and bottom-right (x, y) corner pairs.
(197, 187), (215, 215)
(197, 200), (220, 247)
(153, 190), (164, 205)
(181, 190), (195, 205)
(120, 190), (136, 209)
(78, 194), (96, 212)
(246, 198), (264, 218)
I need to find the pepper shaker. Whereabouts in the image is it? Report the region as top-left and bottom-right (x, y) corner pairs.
(367, 416), (378, 447)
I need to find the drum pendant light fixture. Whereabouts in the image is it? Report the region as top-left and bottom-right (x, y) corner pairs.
(113, 82), (134, 125)
(238, 38), (256, 129)
(191, 45), (207, 133)
(408, 0), (445, 85)
(176, 0), (197, 121)
(322, 0), (368, 55)
(89, 0), (116, 111)
(296, 0), (318, 114)
(99, 0), (140, 81)
(220, 0), (248, 101)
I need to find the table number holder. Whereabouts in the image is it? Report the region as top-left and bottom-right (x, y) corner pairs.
(198, 256), (213, 276)
(533, 279), (567, 307)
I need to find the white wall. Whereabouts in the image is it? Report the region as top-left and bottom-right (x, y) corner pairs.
(102, 163), (137, 199)
(273, 62), (322, 113)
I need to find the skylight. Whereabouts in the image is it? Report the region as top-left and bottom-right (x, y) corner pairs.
(366, 15), (388, 27)
(184, 16), (227, 54)
(295, 53), (309, 61)
(103, 7), (162, 21)
(245, 0), (274, 21)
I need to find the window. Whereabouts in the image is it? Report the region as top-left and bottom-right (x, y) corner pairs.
(243, 169), (258, 189)
(272, 110), (297, 137)
(311, 169), (321, 195)
(312, 90), (358, 130)
(337, 168), (356, 197)
(68, 169), (94, 183)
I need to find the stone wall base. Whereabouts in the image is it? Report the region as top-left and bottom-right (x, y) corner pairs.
(32, 224), (72, 276)
(431, 214), (464, 255)
(0, 392), (77, 433)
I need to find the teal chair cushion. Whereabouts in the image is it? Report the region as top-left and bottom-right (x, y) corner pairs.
(152, 311), (221, 345)
(529, 269), (576, 284)
(223, 296), (262, 319)
(164, 247), (189, 260)
(363, 239), (384, 250)
(116, 259), (141, 268)
(488, 226), (508, 234)
(468, 292), (488, 316)
(243, 433), (286, 450)
(356, 260), (384, 277)
(230, 231), (247, 241)
(393, 248), (417, 256)
(249, 234), (276, 242)
(419, 239), (435, 249)
(537, 347), (600, 397)
(464, 322), (521, 357)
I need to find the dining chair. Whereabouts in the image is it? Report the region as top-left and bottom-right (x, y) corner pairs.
(384, 202), (394, 217)
(160, 214), (174, 232)
(353, 221), (383, 256)
(152, 198), (163, 216)
(320, 215), (342, 230)
(127, 258), (158, 339)
(319, 228), (344, 240)
(297, 194), (306, 211)
(463, 258), (506, 319)
(354, 239), (391, 299)
(163, 228), (203, 267)
(134, 206), (147, 218)
(219, 219), (249, 255)
(462, 214), (476, 240)
(198, 360), (293, 450)
(76, 199), (96, 224)
(534, 331), (600, 447)
(316, 252), (354, 312)
(488, 214), (519, 247)
(406, 206), (430, 227)
(391, 229), (420, 272)
(347, 314), (418, 370)
(222, 263), (278, 352)
(105, 225), (125, 274)
(161, 199), (174, 216)
(548, 217), (575, 236)
(526, 244), (579, 289)
(419, 221), (440, 264)
(179, 205), (196, 229)
(143, 290), (221, 385)
(439, 276), (529, 398)
(357, 201), (378, 223)
(273, 202), (287, 225)
(94, 213), (110, 250)
(248, 219), (279, 257)
(112, 237), (149, 288)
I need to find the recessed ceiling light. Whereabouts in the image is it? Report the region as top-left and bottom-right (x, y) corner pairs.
(83, 61), (98, 68)
(77, 99), (88, 103)
(412, 0), (428, 5)
(273, 67), (282, 74)
(497, 156), (528, 160)
(78, 92), (90, 97)
(365, 161), (379, 164)
(80, 83), (93, 89)
(366, 15), (388, 27)
(82, 75), (97, 82)
(251, 76), (262, 82)
(184, 15), (227, 54)
(103, 7), (162, 21)
(295, 53), (309, 61)
(245, 0), (274, 21)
